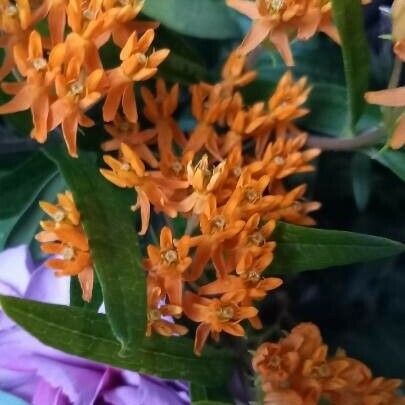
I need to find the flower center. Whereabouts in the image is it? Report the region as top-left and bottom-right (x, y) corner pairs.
(83, 8), (96, 20)
(119, 121), (132, 132)
(211, 215), (226, 232)
(162, 249), (178, 265)
(312, 363), (331, 379)
(70, 81), (84, 96)
(62, 246), (75, 260)
(32, 57), (47, 71)
(273, 155), (285, 166)
(247, 271), (261, 283)
(121, 162), (131, 171)
(118, 0), (129, 5)
(266, 0), (284, 12)
(171, 160), (183, 175)
(52, 210), (65, 223)
(269, 355), (282, 370)
(249, 231), (265, 246)
(244, 187), (260, 203)
(147, 308), (161, 322)
(135, 52), (147, 65)
(292, 201), (302, 211)
(232, 166), (242, 177)
(6, 4), (18, 16)
(217, 305), (234, 321)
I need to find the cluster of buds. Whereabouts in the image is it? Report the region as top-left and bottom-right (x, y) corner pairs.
(0, 0), (168, 157)
(226, 0), (371, 65)
(35, 191), (93, 302)
(253, 323), (405, 404)
(100, 52), (321, 355)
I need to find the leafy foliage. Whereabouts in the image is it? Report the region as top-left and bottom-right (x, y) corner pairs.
(43, 146), (145, 350)
(270, 223), (405, 274)
(0, 295), (233, 385)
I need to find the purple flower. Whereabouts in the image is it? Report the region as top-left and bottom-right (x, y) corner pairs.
(0, 246), (190, 405)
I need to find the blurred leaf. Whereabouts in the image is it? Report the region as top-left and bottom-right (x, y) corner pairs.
(155, 27), (208, 84)
(331, 0), (370, 127)
(0, 216), (20, 251)
(351, 153), (372, 212)
(0, 153), (55, 219)
(270, 223), (405, 274)
(143, 0), (240, 39)
(43, 146), (145, 350)
(191, 384), (233, 404)
(7, 174), (65, 249)
(366, 148), (405, 182)
(0, 295), (233, 386)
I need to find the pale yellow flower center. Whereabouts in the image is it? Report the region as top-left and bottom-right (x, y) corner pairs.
(83, 8), (96, 20)
(217, 305), (234, 321)
(247, 271), (261, 283)
(62, 246), (75, 260)
(293, 201), (302, 211)
(53, 210), (66, 223)
(312, 363), (331, 379)
(232, 166), (242, 177)
(249, 232), (265, 246)
(121, 162), (131, 171)
(70, 81), (84, 96)
(273, 155), (285, 166)
(32, 57), (47, 71)
(269, 354), (282, 369)
(171, 161), (183, 175)
(135, 53), (147, 65)
(162, 249), (178, 264)
(6, 4), (18, 16)
(245, 187), (260, 203)
(211, 215), (226, 232)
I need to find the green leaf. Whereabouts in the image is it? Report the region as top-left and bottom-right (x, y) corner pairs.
(69, 275), (103, 311)
(367, 148), (405, 182)
(191, 384), (234, 404)
(270, 223), (405, 274)
(43, 146), (145, 350)
(331, 0), (370, 127)
(0, 295), (233, 386)
(143, 0), (240, 39)
(351, 153), (372, 211)
(0, 153), (56, 219)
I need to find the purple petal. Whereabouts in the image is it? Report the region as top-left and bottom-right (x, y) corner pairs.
(32, 381), (70, 405)
(0, 246), (32, 296)
(24, 264), (70, 305)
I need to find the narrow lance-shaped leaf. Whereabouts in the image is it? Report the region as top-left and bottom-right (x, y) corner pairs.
(142, 0), (240, 39)
(43, 146), (145, 349)
(0, 295), (233, 386)
(331, 0), (370, 128)
(269, 223), (405, 274)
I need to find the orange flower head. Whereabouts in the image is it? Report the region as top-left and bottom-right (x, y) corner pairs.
(35, 191), (94, 302)
(183, 291), (258, 356)
(146, 286), (188, 337)
(103, 29), (169, 123)
(145, 227), (192, 305)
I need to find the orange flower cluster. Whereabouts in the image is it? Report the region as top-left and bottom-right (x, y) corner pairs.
(253, 323), (405, 405)
(226, 0), (370, 65)
(100, 53), (321, 355)
(365, 0), (405, 150)
(0, 0), (167, 157)
(35, 191), (93, 302)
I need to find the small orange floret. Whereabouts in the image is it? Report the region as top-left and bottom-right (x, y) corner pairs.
(35, 191), (94, 302)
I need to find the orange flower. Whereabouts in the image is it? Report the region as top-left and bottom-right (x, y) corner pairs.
(226, 0), (339, 65)
(0, 30), (65, 142)
(251, 71), (312, 158)
(101, 143), (181, 234)
(102, 29), (169, 123)
(0, 0), (44, 80)
(183, 291), (258, 356)
(35, 191), (94, 302)
(102, 113), (158, 168)
(141, 79), (187, 157)
(144, 227), (192, 305)
(48, 57), (106, 157)
(176, 155), (228, 216)
(35, 0), (68, 45)
(146, 286), (188, 337)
